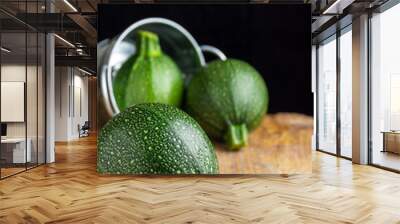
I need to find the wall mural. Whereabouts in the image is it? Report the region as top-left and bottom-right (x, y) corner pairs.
(97, 4), (312, 175)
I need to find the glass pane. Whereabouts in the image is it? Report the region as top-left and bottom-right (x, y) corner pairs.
(1, 31), (27, 177)
(317, 36), (337, 154)
(26, 0), (38, 169)
(27, 31), (38, 169)
(340, 29), (352, 158)
(38, 33), (45, 165)
(371, 4), (400, 171)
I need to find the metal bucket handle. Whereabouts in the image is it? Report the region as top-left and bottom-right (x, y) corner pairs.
(200, 45), (227, 61)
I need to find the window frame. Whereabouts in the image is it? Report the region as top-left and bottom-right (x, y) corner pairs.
(315, 23), (353, 160)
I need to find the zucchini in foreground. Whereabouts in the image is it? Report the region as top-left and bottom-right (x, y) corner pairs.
(186, 59), (268, 150)
(97, 103), (219, 174)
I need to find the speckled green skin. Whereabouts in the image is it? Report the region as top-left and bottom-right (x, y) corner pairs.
(113, 31), (184, 111)
(186, 59), (268, 149)
(97, 103), (219, 175)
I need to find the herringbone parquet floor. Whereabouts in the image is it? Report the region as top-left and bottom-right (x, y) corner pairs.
(1, 135), (400, 223)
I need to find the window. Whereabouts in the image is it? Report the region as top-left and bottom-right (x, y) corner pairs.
(339, 28), (352, 158)
(317, 36), (337, 154)
(370, 2), (400, 171)
(316, 25), (353, 158)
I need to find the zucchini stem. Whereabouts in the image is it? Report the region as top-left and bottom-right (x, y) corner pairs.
(224, 124), (248, 150)
(137, 30), (161, 57)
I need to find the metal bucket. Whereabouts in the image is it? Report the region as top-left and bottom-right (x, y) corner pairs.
(98, 17), (226, 126)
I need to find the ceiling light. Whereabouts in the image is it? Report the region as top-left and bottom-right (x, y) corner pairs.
(1, 47), (11, 53)
(322, 0), (354, 15)
(76, 48), (85, 55)
(54, 34), (75, 48)
(63, 0), (78, 12)
(78, 67), (92, 76)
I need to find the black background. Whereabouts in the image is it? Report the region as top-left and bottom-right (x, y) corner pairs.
(98, 4), (312, 115)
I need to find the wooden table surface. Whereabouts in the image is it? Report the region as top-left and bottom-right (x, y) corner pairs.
(216, 113), (313, 174)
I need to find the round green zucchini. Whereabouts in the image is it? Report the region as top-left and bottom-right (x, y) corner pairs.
(113, 30), (184, 111)
(97, 103), (219, 174)
(186, 59), (268, 150)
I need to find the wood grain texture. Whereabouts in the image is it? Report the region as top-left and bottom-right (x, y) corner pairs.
(1, 132), (400, 223)
(217, 113), (312, 174)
